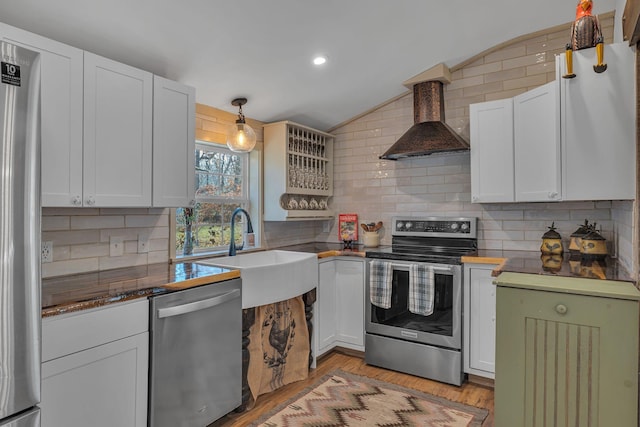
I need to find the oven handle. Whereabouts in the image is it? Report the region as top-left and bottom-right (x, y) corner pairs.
(384, 262), (452, 272)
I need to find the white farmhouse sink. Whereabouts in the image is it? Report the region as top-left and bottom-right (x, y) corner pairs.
(197, 250), (317, 308)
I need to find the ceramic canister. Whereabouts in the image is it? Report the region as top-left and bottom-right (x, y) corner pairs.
(363, 231), (380, 248)
(540, 222), (563, 255)
(580, 229), (607, 259)
(569, 219), (590, 253)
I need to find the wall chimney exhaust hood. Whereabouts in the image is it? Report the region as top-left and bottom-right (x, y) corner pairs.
(380, 63), (470, 160)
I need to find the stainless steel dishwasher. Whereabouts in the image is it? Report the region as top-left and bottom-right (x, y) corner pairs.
(148, 278), (242, 427)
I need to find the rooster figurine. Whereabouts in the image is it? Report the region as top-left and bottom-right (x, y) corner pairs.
(563, 0), (606, 79)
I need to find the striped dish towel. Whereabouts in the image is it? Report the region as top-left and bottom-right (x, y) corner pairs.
(409, 264), (435, 316)
(369, 260), (393, 309)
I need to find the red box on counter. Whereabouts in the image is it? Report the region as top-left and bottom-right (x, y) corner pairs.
(338, 213), (358, 241)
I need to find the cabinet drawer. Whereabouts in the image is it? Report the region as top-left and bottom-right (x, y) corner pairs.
(42, 299), (149, 362)
(499, 286), (634, 325)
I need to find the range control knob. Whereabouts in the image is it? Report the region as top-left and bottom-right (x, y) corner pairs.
(404, 222), (413, 230)
(396, 222), (404, 230)
(461, 223), (469, 231)
(450, 223), (459, 230)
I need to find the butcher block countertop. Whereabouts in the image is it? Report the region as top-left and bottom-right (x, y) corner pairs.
(41, 262), (239, 317)
(275, 242), (368, 258)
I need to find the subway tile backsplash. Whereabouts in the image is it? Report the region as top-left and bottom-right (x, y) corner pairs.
(41, 208), (170, 278)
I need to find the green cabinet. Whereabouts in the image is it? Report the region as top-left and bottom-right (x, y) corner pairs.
(495, 273), (640, 427)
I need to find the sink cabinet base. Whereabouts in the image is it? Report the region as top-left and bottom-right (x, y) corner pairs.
(238, 290), (315, 412)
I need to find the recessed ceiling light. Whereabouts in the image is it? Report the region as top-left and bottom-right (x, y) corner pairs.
(313, 56), (327, 66)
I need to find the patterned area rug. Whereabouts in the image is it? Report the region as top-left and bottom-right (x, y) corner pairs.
(249, 370), (488, 426)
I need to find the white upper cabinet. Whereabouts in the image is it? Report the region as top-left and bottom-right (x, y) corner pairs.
(471, 42), (635, 203)
(470, 98), (514, 203)
(2, 22), (193, 208)
(513, 81), (561, 202)
(471, 84), (560, 204)
(0, 23), (85, 207)
(83, 52), (153, 207)
(559, 43), (636, 201)
(152, 76), (196, 207)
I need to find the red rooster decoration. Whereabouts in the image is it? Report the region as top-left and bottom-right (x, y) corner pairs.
(563, 0), (606, 78)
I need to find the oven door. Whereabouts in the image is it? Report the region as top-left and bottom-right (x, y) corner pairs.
(365, 259), (462, 350)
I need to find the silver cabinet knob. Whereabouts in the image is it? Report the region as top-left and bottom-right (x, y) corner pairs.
(548, 191), (558, 199)
(72, 195), (82, 206)
(555, 304), (568, 315)
(189, 199), (196, 207)
(472, 196), (479, 202)
(85, 196), (95, 206)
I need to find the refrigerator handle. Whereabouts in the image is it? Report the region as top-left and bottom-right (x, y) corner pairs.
(157, 289), (240, 319)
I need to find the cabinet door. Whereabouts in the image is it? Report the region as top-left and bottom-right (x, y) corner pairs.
(513, 81), (561, 202)
(335, 259), (364, 348)
(0, 23), (84, 207)
(470, 99), (514, 203)
(152, 76), (196, 207)
(559, 43), (635, 200)
(83, 52), (153, 207)
(496, 286), (638, 427)
(317, 260), (337, 355)
(463, 264), (496, 378)
(41, 332), (148, 427)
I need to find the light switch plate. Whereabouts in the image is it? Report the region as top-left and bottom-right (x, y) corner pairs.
(110, 236), (124, 257)
(137, 233), (149, 253)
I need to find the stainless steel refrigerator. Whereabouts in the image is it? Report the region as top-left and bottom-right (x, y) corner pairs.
(0, 41), (41, 427)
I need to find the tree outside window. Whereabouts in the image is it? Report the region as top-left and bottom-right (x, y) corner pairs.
(176, 142), (249, 256)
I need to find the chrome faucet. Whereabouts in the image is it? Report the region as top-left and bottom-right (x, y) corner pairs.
(229, 207), (254, 256)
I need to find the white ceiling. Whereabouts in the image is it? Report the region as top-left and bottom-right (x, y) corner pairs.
(0, 0), (620, 131)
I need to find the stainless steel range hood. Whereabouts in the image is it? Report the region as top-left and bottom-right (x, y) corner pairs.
(380, 64), (470, 160)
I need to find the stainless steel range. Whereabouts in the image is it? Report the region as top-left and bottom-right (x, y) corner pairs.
(364, 216), (477, 386)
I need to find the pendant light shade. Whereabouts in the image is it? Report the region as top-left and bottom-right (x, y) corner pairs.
(227, 98), (257, 153)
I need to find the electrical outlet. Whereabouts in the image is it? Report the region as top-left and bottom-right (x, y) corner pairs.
(110, 236), (124, 257)
(323, 221), (331, 233)
(41, 241), (53, 263)
(137, 233), (149, 253)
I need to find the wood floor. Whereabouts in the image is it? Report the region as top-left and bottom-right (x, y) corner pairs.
(214, 350), (495, 426)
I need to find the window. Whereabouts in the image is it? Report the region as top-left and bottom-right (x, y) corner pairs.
(175, 142), (252, 257)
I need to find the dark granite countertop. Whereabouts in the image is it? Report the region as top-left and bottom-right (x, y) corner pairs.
(43, 244), (634, 318)
(41, 262), (240, 317)
(41, 242), (370, 318)
(463, 250), (634, 283)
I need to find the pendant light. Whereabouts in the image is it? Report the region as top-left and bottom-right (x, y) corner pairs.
(227, 97), (257, 153)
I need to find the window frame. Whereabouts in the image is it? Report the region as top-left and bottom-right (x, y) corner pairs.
(171, 140), (262, 260)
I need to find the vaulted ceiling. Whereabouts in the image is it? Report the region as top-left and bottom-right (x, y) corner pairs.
(0, 0), (621, 130)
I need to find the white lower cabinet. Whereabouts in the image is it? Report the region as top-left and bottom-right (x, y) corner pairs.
(317, 258), (365, 356)
(318, 259), (337, 353)
(41, 299), (149, 427)
(463, 263), (497, 379)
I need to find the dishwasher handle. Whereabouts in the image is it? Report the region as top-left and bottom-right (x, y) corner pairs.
(157, 289), (241, 319)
